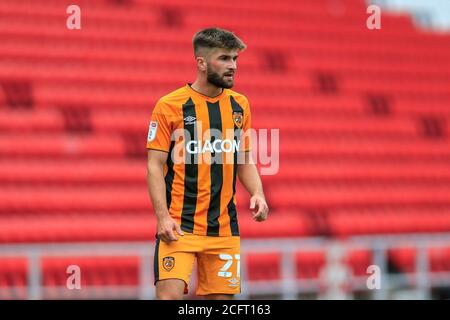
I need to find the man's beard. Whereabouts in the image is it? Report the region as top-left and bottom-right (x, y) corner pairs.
(206, 68), (234, 89)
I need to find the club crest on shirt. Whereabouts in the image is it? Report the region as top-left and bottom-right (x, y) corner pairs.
(147, 121), (158, 142)
(232, 112), (243, 129)
(163, 256), (175, 271)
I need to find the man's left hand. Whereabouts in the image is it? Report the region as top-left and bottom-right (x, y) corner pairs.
(250, 194), (269, 222)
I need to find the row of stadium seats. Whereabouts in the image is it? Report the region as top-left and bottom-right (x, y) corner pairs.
(249, 247), (450, 280)
(1, 135), (448, 160)
(0, 0), (417, 34)
(2, 95), (448, 119)
(0, 212), (311, 243)
(3, 67), (449, 98)
(2, 159), (450, 184)
(3, 28), (442, 59)
(1, 209), (448, 242)
(390, 247), (450, 273)
(1, 109), (446, 136)
(2, 23), (447, 59)
(329, 208), (450, 235)
(1, 183), (449, 212)
(4, 48), (450, 79)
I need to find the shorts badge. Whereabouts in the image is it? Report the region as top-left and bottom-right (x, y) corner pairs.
(163, 256), (175, 271)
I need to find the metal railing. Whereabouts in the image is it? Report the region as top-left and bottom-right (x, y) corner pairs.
(1, 233), (450, 299)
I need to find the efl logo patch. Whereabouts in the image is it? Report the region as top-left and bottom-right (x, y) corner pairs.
(232, 112), (243, 129)
(163, 256), (175, 271)
(147, 121), (158, 142)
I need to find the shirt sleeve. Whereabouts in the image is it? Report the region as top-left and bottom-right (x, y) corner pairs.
(146, 100), (173, 152)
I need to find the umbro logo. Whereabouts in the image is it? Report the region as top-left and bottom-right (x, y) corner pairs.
(228, 277), (239, 287)
(184, 116), (196, 125)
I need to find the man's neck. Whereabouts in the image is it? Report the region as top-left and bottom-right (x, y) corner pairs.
(190, 79), (223, 98)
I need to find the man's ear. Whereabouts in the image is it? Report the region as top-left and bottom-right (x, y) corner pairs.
(196, 56), (207, 72)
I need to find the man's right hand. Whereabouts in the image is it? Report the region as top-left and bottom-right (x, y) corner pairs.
(157, 216), (184, 243)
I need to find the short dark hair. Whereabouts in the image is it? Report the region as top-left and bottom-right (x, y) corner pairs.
(193, 27), (247, 56)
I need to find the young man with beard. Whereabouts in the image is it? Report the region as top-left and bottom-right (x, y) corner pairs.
(146, 27), (269, 300)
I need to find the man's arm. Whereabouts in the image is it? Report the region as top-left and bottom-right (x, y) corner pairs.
(147, 149), (184, 242)
(237, 151), (269, 222)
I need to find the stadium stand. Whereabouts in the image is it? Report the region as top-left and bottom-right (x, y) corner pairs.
(0, 0), (449, 298)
